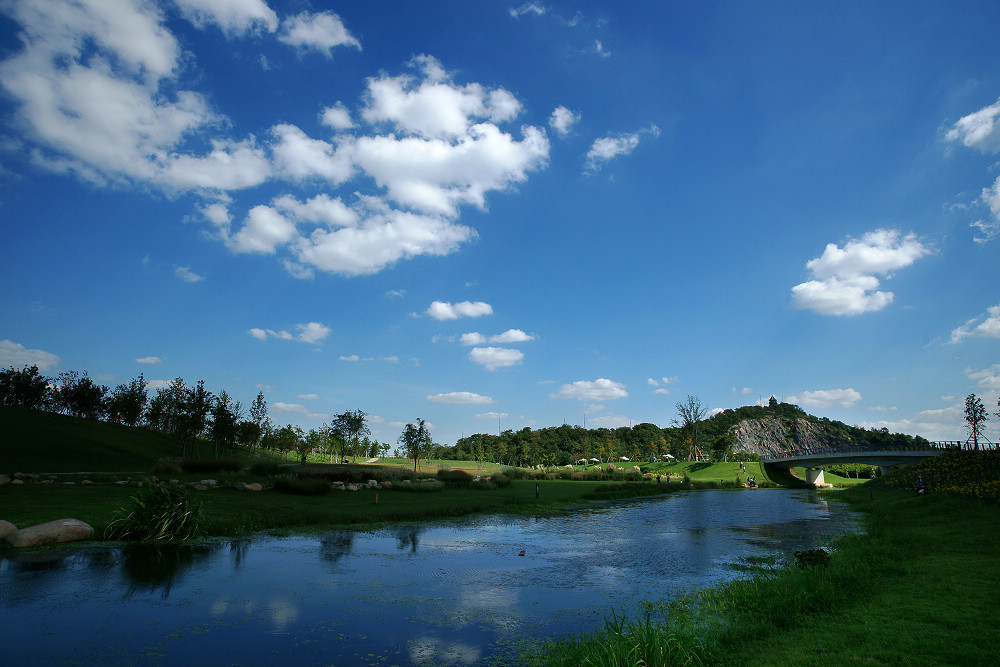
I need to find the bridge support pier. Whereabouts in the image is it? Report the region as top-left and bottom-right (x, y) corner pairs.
(804, 467), (826, 486)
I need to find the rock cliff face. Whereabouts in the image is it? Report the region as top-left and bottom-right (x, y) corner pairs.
(729, 417), (856, 459)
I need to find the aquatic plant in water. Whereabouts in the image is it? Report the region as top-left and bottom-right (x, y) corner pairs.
(105, 482), (203, 542)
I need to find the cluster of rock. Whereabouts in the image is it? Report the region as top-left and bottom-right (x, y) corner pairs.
(332, 479), (393, 491)
(1, 518), (94, 548)
(729, 416), (857, 459)
(0, 472), (98, 486)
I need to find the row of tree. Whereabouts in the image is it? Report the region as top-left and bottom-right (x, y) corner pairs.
(0, 364), (434, 466)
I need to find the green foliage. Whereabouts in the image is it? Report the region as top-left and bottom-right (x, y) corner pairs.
(491, 473), (512, 488)
(151, 458), (184, 475)
(793, 548), (832, 568)
(249, 460), (286, 477)
(105, 482), (203, 542)
(0, 364), (51, 410)
(272, 476), (331, 495)
(436, 468), (473, 487)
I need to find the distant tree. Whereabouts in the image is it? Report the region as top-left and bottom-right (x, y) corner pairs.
(108, 375), (147, 427)
(711, 433), (736, 462)
(674, 395), (708, 460)
(965, 393), (988, 450)
(248, 392), (268, 449)
(55, 370), (109, 420)
(0, 364), (51, 410)
(146, 378), (213, 457)
(209, 390), (242, 458)
(332, 409), (369, 463)
(399, 418), (430, 472)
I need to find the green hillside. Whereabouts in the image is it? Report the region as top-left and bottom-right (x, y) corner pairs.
(0, 406), (178, 473)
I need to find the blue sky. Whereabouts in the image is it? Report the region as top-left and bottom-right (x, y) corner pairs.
(3, 0), (1000, 446)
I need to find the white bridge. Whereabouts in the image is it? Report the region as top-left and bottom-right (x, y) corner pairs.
(762, 448), (949, 486)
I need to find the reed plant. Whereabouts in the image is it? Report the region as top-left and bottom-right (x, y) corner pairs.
(104, 481), (203, 542)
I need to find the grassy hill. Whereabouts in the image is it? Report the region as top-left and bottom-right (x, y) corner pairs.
(0, 406), (178, 473)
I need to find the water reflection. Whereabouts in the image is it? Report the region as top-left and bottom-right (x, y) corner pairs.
(0, 489), (859, 666)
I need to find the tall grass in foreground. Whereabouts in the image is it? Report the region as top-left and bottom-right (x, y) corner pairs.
(104, 482), (203, 542)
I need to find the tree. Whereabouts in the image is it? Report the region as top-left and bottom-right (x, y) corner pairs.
(55, 370), (108, 420)
(209, 390), (242, 458)
(332, 409), (369, 463)
(0, 364), (52, 410)
(711, 433), (735, 462)
(965, 393), (988, 450)
(399, 418), (430, 472)
(674, 395), (707, 461)
(248, 392), (268, 449)
(108, 375), (147, 427)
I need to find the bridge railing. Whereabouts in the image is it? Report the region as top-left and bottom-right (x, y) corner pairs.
(929, 440), (997, 451)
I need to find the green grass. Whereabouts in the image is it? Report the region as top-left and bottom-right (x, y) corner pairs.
(1, 406), (178, 472)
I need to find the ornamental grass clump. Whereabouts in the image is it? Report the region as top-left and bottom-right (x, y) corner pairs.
(272, 476), (331, 495)
(105, 482), (203, 543)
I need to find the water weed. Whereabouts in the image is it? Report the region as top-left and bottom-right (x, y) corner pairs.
(105, 482), (203, 542)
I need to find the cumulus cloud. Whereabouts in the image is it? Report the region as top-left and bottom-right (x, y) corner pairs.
(135, 356), (162, 364)
(947, 99), (1000, 243)
(277, 11), (361, 56)
(946, 98), (1000, 153)
(174, 0), (279, 36)
(0, 4), (549, 278)
(966, 364), (1000, 389)
(551, 378), (628, 401)
(787, 388), (862, 409)
(248, 322), (330, 343)
(427, 300), (493, 320)
(585, 125), (659, 172)
(790, 229), (930, 316)
(468, 347), (524, 371)
(951, 303), (1000, 343)
(549, 106), (579, 137)
(0, 339), (61, 371)
(477, 411), (508, 420)
(427, 391), (494, 404)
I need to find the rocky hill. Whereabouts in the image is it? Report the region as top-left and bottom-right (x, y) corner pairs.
(729, 416), (859, 459)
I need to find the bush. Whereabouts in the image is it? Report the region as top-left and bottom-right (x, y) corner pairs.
(151, 458), (183, 475)
(105, 482), (203, 542)
(491, 474), (512, 489)
(273, 477), (331, 495)
(249, 460), (286, 477)
(396, 478), (445, 492)
(437, 469), (474, 487)
(180, 458), (243, 474)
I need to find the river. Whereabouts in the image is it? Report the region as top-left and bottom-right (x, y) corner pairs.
(0, 489), (859, 665)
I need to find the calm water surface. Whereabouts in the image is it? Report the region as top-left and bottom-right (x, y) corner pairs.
(0, 489), (859, 665)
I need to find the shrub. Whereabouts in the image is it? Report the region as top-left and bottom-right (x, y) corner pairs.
(396, 478), (445, 492)
(794, 548), (832, 569)
(249, 461), (285, 477)
(105, 482), (203, 542)
(273, 477), (331, 495)
(151, 458), (183, 475)
(491, 474), (512, 488)
(437, 469), (473, 488)
(180, 458), (243, 474)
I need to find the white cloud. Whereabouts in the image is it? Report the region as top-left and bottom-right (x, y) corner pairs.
(951, 304), (1000, 343)
(966, 364), (1000, 389)
(135, 356), (162, 364)
(277, 11), (360, 56)
(969, 176), (1000, 244)
(594, 40), (611, 58)
(340, 354), (360, 362)
(549, 106), (579, 137)
(174, 0), (279, 36)
(588, 414), (630, 428)
(585, 125), (659, 172)
(460, 332), (487, 346)
(321, 103), (355, 130)
(551, 378), (628, 401)
(946, 97), (1000, 153)
(298, 393), (320, 400)
(427, 300), (493, 320)
(0, 339), (61, 370)
(787, 388), (862, 409)
(248, 322), (329, 343)
(296, 322), (331, 344)
(509, 3), (547, 19)
(427, 391), (494, 404)
(175, 266), (204, 283)
(477, 411), (508, 420)
(790, 229), (930, 316)
(468, 347), (524, 371)
(490, 328), (535, 344)
(653, 388), (671, 395)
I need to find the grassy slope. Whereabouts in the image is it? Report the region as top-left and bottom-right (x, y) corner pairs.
(0, 406), (178, 472)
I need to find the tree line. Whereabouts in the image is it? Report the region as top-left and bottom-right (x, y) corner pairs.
(0, 364), (434, 464)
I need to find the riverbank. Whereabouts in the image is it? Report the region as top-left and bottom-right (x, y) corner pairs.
(525, 483), (1000, 666)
